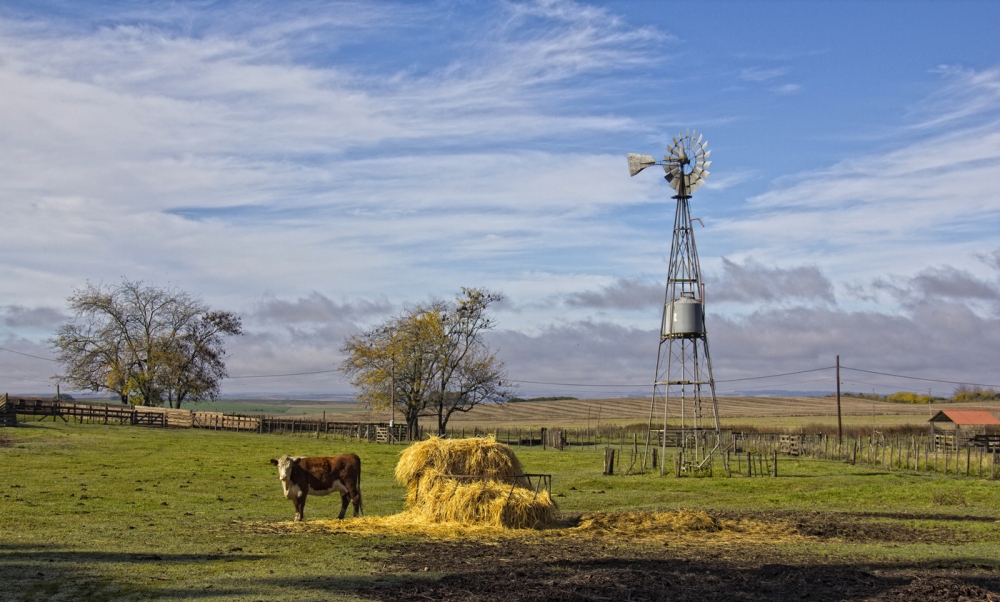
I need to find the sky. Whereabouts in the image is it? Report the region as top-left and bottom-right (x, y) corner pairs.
(1, 0), (999, 400)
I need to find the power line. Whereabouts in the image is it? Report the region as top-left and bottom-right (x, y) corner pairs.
(841, 365), (1000, 389)
(511, 379), (645, 388)
(509, 366), (835, 388)
(0, 373), (57, 384)
(227, 369), (340, 379)
(717, 366), (834, 383)
(724, 377), (834, 391)
(0, 347), (57, 362)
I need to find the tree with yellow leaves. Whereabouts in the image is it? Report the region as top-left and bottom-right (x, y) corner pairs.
(340, 288), (513, 438)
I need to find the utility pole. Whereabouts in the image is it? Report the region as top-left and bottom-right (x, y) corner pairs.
(836, 355), (842, 443)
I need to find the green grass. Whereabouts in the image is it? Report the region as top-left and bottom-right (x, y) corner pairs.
(3, 421), (1000, 600)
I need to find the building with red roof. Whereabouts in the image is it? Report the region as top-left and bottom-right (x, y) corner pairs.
(929, 409), (1000, 447)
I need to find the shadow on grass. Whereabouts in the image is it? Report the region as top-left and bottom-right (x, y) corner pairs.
(0, 542), (386, 601)
(348, 555), (1000, 602)
(0, 543), (254, 564)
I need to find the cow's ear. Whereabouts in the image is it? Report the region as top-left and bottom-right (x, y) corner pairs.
(270, 458), (278, 466)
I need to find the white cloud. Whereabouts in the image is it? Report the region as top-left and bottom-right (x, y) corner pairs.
(770, 83), (801, 95)
(740, 66), (787, 82)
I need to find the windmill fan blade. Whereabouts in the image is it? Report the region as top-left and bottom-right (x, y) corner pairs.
(627, 153), (657, 176)
(703, 150), (711, 159)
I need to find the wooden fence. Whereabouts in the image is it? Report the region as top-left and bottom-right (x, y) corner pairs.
(5, 397), (411, 443)
(0, 393), (16, 427)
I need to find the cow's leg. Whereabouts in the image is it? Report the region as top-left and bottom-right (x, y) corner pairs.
(294, 495), (306, 522)
(338, 492), (349, 520)
(346, 484), (363, 517)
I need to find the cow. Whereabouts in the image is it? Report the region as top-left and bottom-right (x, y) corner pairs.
(269, 454), (363, 522)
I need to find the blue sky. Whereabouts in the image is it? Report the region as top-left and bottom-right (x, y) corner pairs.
(1, 1), (999, 399)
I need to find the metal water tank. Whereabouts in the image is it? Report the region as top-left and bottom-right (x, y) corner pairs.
(661, 298), (704, 337)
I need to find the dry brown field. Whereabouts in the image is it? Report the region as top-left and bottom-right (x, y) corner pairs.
(311, 396), (1000, 430)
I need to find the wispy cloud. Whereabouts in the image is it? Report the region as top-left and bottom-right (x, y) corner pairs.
(740, 66), (787, 82)
(713, 68), (1000, 285)
(770, 83), (801, 95)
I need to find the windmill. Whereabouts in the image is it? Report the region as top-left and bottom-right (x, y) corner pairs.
(628, 130), (724, 474)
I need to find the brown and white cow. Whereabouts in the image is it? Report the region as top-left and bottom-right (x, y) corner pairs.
(269, 454), (362, 522)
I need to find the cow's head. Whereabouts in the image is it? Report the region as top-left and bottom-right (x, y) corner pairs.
(269, 455), (298, 481)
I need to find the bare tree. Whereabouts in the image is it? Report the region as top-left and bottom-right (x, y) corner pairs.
(52, 280), (241, 407)
(430, 288), (513, 434)
(159, 311), (243, 408)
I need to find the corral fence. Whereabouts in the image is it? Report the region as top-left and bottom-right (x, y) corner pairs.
(5, 396), (411, 443)
(438, 425), (1000, 479)
(0, 393), (16, 427)
(734, 431), (1000, 479)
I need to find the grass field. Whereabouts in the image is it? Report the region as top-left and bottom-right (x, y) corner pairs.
(3, 421), (1000, 600)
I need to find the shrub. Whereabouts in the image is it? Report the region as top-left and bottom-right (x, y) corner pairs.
(885, 391), (932, 404)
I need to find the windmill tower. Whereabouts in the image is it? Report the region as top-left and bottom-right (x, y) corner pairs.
(628, 130), (723, 474)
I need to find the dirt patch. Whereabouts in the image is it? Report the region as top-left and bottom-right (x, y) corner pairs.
(864, 576), (1000, 601)
(362, 539), (1000, 601)
(0, 432), (12, 448)
(714, 510), (963, 544)
(349, 511), (996, 601)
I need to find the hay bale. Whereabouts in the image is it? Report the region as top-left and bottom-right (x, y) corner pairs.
(395, 436), (556, 529)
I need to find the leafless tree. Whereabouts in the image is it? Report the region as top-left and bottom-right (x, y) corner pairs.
(430, 288), (514, 434)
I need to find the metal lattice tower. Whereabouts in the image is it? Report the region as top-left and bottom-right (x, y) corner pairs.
(627, 130), (723, 475)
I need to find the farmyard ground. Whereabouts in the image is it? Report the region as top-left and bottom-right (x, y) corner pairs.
(2, 421), (1000, 601)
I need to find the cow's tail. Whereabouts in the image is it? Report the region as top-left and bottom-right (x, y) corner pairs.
(357, 455), (364, 516)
